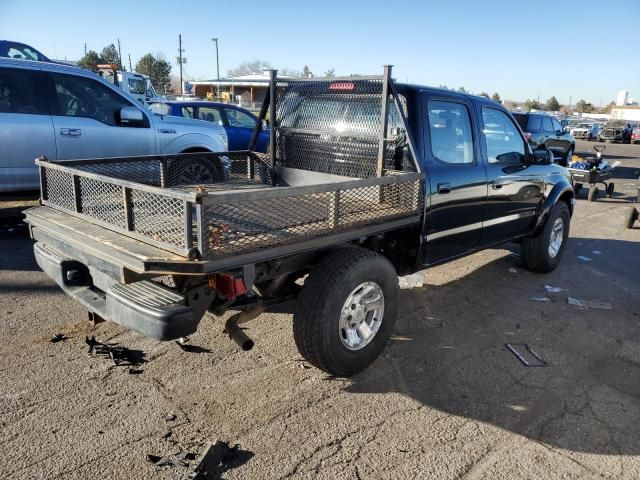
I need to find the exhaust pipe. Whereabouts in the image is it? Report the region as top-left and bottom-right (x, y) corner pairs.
(226, 322), (255, 351)
(224, 309), (264, 352)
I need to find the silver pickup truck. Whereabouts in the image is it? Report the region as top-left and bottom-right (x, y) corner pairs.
(0, 58), (227, 192)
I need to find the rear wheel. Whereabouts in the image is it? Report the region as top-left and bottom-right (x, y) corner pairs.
(625, 207), (639, 228)
(293, 247), (398, 377)
(588, 186), (599, 202)
(573, 183), (583, 195)
(521, 202), (570, 273)
(606, 182), (615, 197)
(168, 156), (223, 185)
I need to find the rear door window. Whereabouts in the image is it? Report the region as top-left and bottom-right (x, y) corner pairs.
(0, 67), (48, 115)
(526, 115), (542, 132)
(181, 106), (194, 118)
(427, 100), (475, 164)
(198, 107), (223, 124)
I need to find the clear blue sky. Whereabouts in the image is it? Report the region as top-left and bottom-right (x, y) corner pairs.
(2, 0), (639, 105)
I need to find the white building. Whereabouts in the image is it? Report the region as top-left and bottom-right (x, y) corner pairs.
(616, 90), (629, 106)
(610, 105), (640, 122)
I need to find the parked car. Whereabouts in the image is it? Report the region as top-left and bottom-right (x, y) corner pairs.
(512, 113), (576, 165)
(569, 122), (594, 140)
(149, 101), (269, 152)
(25, 73), (574, 377)
(631, 127), (640, 144)
(0, 58), (228, 192)
(0, 40), (50, 62)
(588, 123), (603, 141)
(599, 119), (632, 143)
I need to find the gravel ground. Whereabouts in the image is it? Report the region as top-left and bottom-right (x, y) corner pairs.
(1, 140), (639, 479)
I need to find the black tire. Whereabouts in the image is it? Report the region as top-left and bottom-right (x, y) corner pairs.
(625, 207), (639, 228)
(606, 182), (615, 197)
(168, 156), (224, 185)
(521, 202), (571, 273)
(573, 183), (582, 195)
(588, 186), (599, 202)
(293, 247), (398, 377)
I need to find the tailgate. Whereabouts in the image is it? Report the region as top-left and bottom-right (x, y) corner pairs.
(25, 206), (189, 279)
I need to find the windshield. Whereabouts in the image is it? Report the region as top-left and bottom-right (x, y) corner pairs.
(606, 120), (627, 127)
(127, 78), (146, 95)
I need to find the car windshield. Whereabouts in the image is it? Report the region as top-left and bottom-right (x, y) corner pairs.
(607, 120), (627, 127)
(127, 78), (146, 95)
(6, 45), (42, 61)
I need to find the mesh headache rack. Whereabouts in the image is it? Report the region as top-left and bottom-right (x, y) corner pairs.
(37, 66), (424, 266)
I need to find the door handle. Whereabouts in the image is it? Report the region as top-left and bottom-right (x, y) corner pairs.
(437, 182), (451, 194)
(491, 180), (504, 190)
(60, 128), (82, 137)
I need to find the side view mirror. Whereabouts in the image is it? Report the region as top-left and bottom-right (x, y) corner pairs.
(555, 129), (564, 136)
(118, 106), (144, 126)
(531, 147), (553, 164)
(262, 119), (269, 130)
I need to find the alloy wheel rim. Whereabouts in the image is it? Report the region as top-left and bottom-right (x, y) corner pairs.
(548, 217), (565, 258)
(180, 164), (212, 184)
(339, 282), (384, 351)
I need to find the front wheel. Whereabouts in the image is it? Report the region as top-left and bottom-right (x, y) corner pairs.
(293, 247), (398, 377)
(625, 207), (639, 228)
(521, 202), (570, 273)
(588, 186), (599, 202)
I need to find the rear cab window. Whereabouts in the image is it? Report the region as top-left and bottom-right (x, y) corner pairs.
(427, 100), (475, 164)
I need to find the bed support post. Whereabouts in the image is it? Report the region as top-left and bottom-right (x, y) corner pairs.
(268, 69), (278, 186)
(376, 65), (392, 178)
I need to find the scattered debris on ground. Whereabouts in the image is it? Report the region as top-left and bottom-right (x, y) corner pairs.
(399, 272), (424, 289)
(567, 297), (613, 310)
(145, 440), (253, 479)
(505, 343), (548, 367)
(507, 267), (517, 273)
(592, 250), (602, 255)
(544, 285), (565, 293)
(165, 413), (177, 422)
(85, 336), (146, 366)
(529, 296), (551, 303)
(50, 333), (67, 343)
(577, 255), (593, 262)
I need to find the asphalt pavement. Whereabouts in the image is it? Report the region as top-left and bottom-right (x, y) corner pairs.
(0, 140), (639, 479)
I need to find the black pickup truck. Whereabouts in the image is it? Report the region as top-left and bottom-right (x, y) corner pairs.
(26, 67), (575, 377)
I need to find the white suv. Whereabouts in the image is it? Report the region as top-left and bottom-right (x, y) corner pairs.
(0, 58), (227, 192)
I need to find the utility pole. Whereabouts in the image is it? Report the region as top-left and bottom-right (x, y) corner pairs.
(568, 95), (572, 112)
(84, 42), (87, 55)
(128, 53), (132, 72)
(211, 38), (220, 80)
(117, 38), (123, 70)
(177, 34), (186, 95)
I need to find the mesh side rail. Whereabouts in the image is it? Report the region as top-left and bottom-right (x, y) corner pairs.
(201, 173), (422, 259)
(37, 153), (278, 256)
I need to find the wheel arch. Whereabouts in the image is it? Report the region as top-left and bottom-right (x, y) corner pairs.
(531, 183), (575, 237)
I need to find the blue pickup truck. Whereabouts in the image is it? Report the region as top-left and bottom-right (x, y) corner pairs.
(149, 101), (270, 152)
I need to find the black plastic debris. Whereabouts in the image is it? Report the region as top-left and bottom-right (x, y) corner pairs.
(128, 368), (144, 375)
(50, 333), (68, 343)
(161, 428), (172, 439)
(165, 413), (177, 422)
(191, 441), (254, 479)
(505, 343), (547, 367)
(85, 336), (146, 366)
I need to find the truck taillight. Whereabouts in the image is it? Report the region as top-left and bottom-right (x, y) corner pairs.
(524, 132), (532, 142)
(208, 273), (246, 300)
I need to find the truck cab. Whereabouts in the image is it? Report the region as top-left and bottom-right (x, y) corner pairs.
(97, 64), (163, 105)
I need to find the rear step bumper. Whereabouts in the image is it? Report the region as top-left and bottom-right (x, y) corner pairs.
(34, 242), (198, 340)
